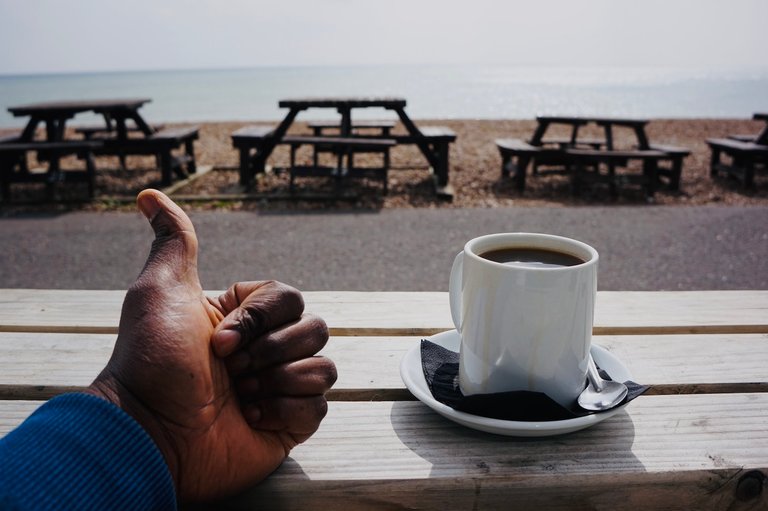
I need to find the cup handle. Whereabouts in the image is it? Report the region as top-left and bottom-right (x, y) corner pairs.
(449, 252), (463, 331)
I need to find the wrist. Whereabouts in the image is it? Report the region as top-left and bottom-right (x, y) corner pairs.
(86, 374), (181, 491)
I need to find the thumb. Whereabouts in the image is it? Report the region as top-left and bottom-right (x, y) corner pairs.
(136, 189), (200, 284)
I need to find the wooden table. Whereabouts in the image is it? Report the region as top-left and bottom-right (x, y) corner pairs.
(1, 100), (154, 196)
(231, 97), (456, 197)
(8, 98), (155, 145)
(3, 99), (199, 193)
(1, 289), (767, 509)
(497, 116), (690, 199)
(708, 112), (768, 188)
(530, 115), (652, 150)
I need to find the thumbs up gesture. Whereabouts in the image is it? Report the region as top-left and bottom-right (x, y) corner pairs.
(87, 189), (336, 502)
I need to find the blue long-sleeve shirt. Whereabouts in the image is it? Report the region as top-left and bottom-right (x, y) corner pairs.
(0, 393), (176, 510)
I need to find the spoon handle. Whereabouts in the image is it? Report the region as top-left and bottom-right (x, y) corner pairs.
(586, 355), (605, 392)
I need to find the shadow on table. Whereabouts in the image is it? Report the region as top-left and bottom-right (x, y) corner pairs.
(389, 401), (644, 508)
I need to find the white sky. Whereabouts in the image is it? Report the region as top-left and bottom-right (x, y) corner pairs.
(0, 0), (766, 74)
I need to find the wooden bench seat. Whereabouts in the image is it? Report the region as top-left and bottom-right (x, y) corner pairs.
(283, 136), (396, 149)
(75, 124), (165, 139)
(231, 125), (277, 145)
(98, 126), (199, 186)
(231, 126), (279, 187)
(647, 144), (691, 191)
(707, 138), (768, 187)
(495, 138), (568, 190)
(308, 120), (396, 135)
(539, 137), (606, 148)
(728, 134), (758, 143)
(285, 136), (396, 194)
(0, 141), (102, 200)
(566, 148), (669, 199)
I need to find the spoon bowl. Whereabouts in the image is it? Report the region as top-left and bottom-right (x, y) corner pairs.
(578, 354), (628, 411)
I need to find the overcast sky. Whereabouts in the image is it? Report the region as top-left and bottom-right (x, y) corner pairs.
(0, 0), (766, 75)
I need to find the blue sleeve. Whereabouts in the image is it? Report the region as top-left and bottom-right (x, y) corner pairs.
(0, 393), (177, 510)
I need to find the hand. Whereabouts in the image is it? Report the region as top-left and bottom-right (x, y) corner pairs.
(87, 189), (336, 502)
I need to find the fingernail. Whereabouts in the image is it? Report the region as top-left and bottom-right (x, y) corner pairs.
(214, 329), (241, 355)
(137, 191), (161, 221)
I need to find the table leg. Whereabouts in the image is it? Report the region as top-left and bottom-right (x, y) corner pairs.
(603, 124), (615, 189)
(392, 107), (441, 177)
(643, 159), (657, 200)
(114, 115), (129, 169)
(635, 126), (650, 150)
(530, 121), (549, 145)
(44, 120), (62, 179)
(709, 147), (721, 177)
(185, 139), (196, 174)
(252, 108), (301, 181)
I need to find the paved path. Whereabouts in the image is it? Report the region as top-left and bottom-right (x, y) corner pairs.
(1, 206), (766, 291)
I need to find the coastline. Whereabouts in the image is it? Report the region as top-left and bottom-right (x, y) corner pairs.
(1, 118), (766, 210)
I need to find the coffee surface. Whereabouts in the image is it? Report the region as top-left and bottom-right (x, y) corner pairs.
(480, 247), (584, 268)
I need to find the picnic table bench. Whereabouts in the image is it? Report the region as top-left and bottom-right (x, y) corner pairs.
(74, 123), (165, 139)
(496, 116), (690, 199)
(96, 126), (200, 186)
(231, 98), (457, 198)
(0, 140), (102, 200)
(708, 113), (768, 188)
(0, 288), (766, 509)
(3, 99), (199, 200)
(308, 120), (396, 136)
(284, 136), (397, 194)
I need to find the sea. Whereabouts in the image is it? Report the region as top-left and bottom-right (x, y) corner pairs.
(1, 65), (767, 128)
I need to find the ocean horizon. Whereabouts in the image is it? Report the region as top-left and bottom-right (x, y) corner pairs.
(1, 64), (767, 128)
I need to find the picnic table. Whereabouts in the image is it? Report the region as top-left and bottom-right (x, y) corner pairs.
(1, 288), (767, 509)
(231, 97), (456, 197)
(709, 112), (768, 187)
(496, 116), (690, 199)
(1, 99), (198, 199)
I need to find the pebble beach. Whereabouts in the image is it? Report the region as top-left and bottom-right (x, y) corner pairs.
(1, 117), (766, 210)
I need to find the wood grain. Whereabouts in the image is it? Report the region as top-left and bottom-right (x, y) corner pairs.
(1, 290), (767, 335)
(2, 396), (766, 510)
(1, 332), (766, 400)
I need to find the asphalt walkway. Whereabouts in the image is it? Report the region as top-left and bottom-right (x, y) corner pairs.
(1, 205), (766, 291)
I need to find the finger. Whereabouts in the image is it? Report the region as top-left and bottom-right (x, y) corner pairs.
(236, 356), (337, 398)
(135, 189), (199, 286)
(242, 396), (328, 442)
(211, 281), (306, 357)
(224, 314), (329, 375)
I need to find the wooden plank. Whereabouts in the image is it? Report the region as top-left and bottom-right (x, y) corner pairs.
(1, 290), (767, 336)
(706, 138), (768, 153)
(2, 395), (766, 510)
(282, 136), (395, 147)
(1, 332), (766, 400)
(278, 98), (407, 109)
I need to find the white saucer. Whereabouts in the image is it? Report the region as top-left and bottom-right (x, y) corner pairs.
(399, 329), (633, 437)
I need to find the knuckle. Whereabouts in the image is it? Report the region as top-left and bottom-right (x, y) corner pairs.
(262, 280), (305, 315)
(303, 314), (330, 343)
(312, 396), (329, 419)
(318, 357), (338, 388)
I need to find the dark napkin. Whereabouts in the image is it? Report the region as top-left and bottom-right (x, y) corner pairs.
(421, 339), (648, 421)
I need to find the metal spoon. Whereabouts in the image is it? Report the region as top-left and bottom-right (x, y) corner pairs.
(577, 354), (628, 411)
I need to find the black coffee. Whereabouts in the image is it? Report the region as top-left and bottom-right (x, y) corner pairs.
(480, 247), (584, 268)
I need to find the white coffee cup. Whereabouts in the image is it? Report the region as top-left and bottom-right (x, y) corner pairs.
(449, 233), (598, 408)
